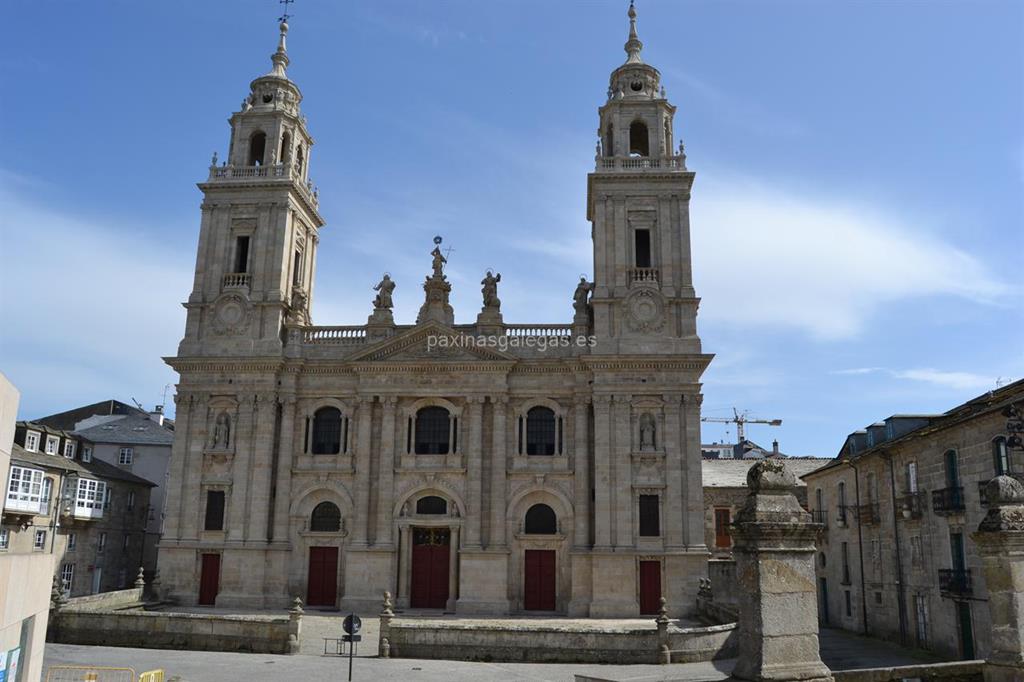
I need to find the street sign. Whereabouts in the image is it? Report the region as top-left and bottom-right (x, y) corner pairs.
(343, 614), (362, 635)
(342, 613), (362, 681)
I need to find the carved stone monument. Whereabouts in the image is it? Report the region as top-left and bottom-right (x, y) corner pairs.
(416, 239), (455, 326)
(730, 459), (833, 682)
(368, 273), (397, 340)
(973, 475), (1024, 682)
(572, 276), (593, 337)
(476, 270), (503, 332)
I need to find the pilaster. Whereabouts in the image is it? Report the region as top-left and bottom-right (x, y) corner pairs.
(465, 396), (485, 548)
(593, 395), (613, 550)
(573, 396), (591, 548)
(488, 396), (508, 548)
(271, 395), (297, 541)
(613, 394), (632, 547)
(663, 392), (684, 549)
(375, 397), (398, 547)
(246, 392), (277, 542)
(352, 396), (374, 546)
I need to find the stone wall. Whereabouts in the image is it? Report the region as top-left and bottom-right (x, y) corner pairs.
(49, 607), (298, 655)
(831, 660), (984, 681)
(59, 587), (143, 611)
(381, 617), (736, 664)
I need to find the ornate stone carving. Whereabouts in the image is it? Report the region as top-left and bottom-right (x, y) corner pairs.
(211, 293), (252, 336)
(624, 288), (665, 333)
(373, 274), (395, 310)
(639, 412), (656, 450)
(573, 277), (593, 315)
(211, 411), (232, 449)
(481, 271), (501, 309)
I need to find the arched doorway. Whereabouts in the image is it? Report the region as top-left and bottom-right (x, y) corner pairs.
(306, 501), (342, 607)
(523, 504), (557, 611)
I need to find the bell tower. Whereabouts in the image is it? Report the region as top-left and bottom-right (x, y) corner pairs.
(178, 20), (324, 357)
(587, 2), (701, 355)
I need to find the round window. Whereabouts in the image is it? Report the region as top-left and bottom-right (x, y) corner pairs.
(262, 93), (274, 103)
(630, 80), (643, 92)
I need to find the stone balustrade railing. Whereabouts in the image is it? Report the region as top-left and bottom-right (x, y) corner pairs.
(222, 273), (252, 289)
(595, 155), (687, 172)
(207, 162), (319, 208)
(304, 326), (368, 344)
(504, 324), (574, 338)
(628, 267), (660, 285)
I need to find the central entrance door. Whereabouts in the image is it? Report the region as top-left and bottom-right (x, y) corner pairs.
(524, 549), (556, 611)
(198, 553), (220, 606)
(639, 560), (662, 615)
(307, 546), (339, 607)
(411, 528), (450, 609)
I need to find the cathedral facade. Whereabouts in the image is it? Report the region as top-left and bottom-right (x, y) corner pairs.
(159, 6), (713, 617)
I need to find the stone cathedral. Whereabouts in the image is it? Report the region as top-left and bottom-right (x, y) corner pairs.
(159, 5), (713, 617)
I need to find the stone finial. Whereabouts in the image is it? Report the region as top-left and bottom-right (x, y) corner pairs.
(135, 566), (146, 589)
(290, 596), (304, 616)
(978, 475), (1024, 533)
(381, 590), (394, 616)
(656, 597), (670, 626)
(624, 0), (644, 64)
(746, 458), (797, 493)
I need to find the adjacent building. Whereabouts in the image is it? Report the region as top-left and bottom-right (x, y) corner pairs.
(2, 420), (155, 598)
(803, 378), (1024, 660)
(0, 374), (51, 682)
(160, 6), (713, 617)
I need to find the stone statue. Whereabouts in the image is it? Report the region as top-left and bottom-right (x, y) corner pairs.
(210, 151), (218, 167)
(481, 271), (501, 308)
(678, 140), (687, 169)
(431, 246), (447, 278)
(639, 413), (656, 450)
(373, 274), (395, 310)
(573, 277), (593, 314)
(213, 412), (231, 449)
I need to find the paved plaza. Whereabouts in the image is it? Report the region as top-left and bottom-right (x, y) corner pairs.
(44, 613), (942, 682)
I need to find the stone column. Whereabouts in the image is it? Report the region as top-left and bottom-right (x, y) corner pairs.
(352, 396), (375, 546)
(375, 397), (398, 547)
(731, 460), (833, 682)
(662, 393), (685, 549)
(489, 396), (508, 548)
(573, 396), (591, 548)
(271, 395), (297, 542)
(972, 476), (1024, 682)
(465, 397), (484, 548)
(593, 395), (613, 549)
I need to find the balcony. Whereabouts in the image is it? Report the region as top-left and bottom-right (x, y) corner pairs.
(207, 161), (319, 209)
(3, 496), (43, 515)
(627, 268), (660, 286)
(858, 502), (881, 525)
(932, 486), (965, 515)
(938, 568), (972, 596)
(70, 502), (104, 521)
(222, 272), (252, 291)
(809, 509), (828, 528)
(980, 474), (1024, 506)
(897, 491), (927, 520)
(595, 155), (688, 173)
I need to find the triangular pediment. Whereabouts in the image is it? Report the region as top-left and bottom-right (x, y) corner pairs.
(348, 321), (517, 363)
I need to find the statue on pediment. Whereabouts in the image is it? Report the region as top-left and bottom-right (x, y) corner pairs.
(373, 274), (395, 310)
(481, 271), (501, 309)
(573, 277), (593, 314)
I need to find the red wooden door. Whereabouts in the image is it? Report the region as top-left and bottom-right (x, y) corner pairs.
(411, 529), (450, 609)
(307, 547), (339, 607)
(639, 560), (662, 615)
(198, 553), (220, 606)
(524, 549), (556, 611)
(715, 508), (732, 548)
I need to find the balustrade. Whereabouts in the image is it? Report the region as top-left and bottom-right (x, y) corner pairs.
(303, 326), (369, 344)
(207, 162), (319, 207)
(628, 267), (660, 285)
(221, 273), (251, 289)
(504, 325), (573, 338)
(595, 155), (687, 172)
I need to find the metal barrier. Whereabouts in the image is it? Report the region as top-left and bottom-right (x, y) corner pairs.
(139, 671), (165, 682)
(45, 667), (136, 682)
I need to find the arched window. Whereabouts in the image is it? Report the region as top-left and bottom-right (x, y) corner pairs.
(993, 437), (1011, 476)
(310, 501), (341, 532)
(416, 496), (447, 515)
(415, 407), (451, 454)
(629, 120), (649, 157)
(604, 123), (614, 157)
(944, 449), (960, 487)
(663, 119), (671, 155)
(248, 132), (267, 166)
(312, 407), (342, 455)
(837, 481), (847, 524)
(524, 503), (557, 534)
(295, 145), (305, 175)
(820, 552), (827, 568)
(280, 131), (292, 164)
(526, 407), (556, 456)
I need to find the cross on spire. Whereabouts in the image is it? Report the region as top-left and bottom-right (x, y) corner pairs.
(278, 0), (294, 23)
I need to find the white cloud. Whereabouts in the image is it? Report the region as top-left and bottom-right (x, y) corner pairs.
(692, 175), (1012, 340)
(831, 366), (998, 391)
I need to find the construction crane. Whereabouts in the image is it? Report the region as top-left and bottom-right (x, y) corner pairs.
(701, 407), (782, 443)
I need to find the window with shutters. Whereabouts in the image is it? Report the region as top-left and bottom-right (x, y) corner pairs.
(639, 495), (660, 537)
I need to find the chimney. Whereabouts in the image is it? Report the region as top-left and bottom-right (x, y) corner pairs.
(150, 405), (165, 426)
(772, 439), (779, 455)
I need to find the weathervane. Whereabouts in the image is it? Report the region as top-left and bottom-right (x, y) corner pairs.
(278, 0), (294, 23)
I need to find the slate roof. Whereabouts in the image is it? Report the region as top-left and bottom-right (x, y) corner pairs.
(702, 457), (832, 488)
(11, 443), (157, 487)
(74, 415), (175, 446)
(33, 400), (148, 431)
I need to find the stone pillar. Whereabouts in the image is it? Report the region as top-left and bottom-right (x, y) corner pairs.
(162, 392), (192, 540)
(593, 396), (613, 549)
(352, 396), (374, 546)
(375, 397), (398, 547)
(489, 396), (508, 548)
(663, 393), (684, 549)
(972, 476), (1024, 682)
(180, 394), (209, 540)
(613, 395), (632, 548)
(271, 395), (297, 542)
(465, 397), (484, 548)
(682, 393), (705, 547)
(731, 460), (833, 682)
(573, 396), (591, 548)
(246, 393), (277, 542)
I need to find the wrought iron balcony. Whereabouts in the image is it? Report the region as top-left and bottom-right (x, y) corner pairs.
(897, 491), (926, 520)
(938, 568), (972, 596)
(809, 509), (828, 527)
(858, 502), (881, 525)
(932, 486), (965, 515)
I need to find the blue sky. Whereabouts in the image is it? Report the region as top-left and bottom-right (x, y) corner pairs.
(1, 0), (1021, 456)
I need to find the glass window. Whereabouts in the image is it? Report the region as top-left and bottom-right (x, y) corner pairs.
(415, 496), (447, 515)
(524, 504), (557, 534)
(414, 407), (450, 455)
(127, 491), (136, 510)
(68, 532), (77, 551)
(311, 407), (343, 455)
(98, 532), (106, 552)
(63, 441), (76, 459)
(906, 461), (918, 493)
(639, 495), (660, 537)
(993, 437), (1010, 476)
(525, 407), (556, 456)
(25, 431), (40, 452)
(75, 479), (107, 514)
(0, 528), (8, 550)
(61, 563), (75, 594)
(119, 447), (134, 465)
(41, 477), (53, 512)
(34, 529), (46, 550)
(6, 465), (45, 512)
(45, 436), (59, 455)
(204, 490), (225, 531)
(310, 501), (341, 532)
(81, 446), (92, 463)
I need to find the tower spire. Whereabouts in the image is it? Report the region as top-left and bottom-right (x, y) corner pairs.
(268, 19), (291, 79)
(624, 1), (643, 65)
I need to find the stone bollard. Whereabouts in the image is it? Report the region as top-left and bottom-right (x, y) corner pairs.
(730, 459), (833, 682)
(288, 597), (304, 655)
(148, 568), (163, 603)
(379, 591), (395, 658)
(972, 475), (1024, 682)
(134, 565), (146, 590)
(656, 597), (672, 664)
